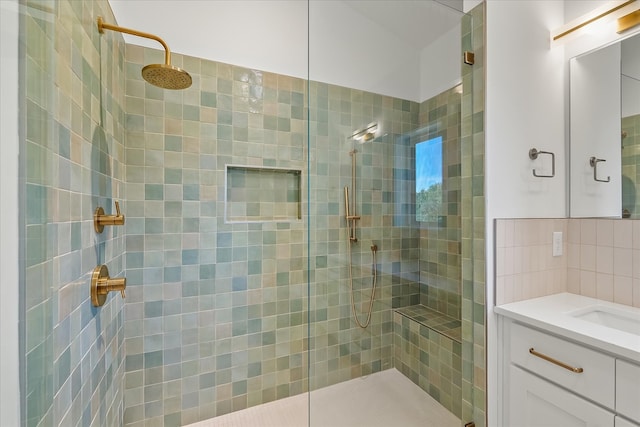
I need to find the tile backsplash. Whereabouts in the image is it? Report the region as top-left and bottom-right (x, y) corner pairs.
(495, 219), (567, 305)
(567, 218), (638, 306)
(496, 218), (640, 308)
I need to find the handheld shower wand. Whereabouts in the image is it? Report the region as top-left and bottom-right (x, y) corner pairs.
(344, 148), (377, 328)
(344, 186), (360, 242)
(344, 150), (360, 241)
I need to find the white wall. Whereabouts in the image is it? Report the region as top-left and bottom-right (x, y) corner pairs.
(108, 0), (464, 103)
(485, 2), (566, 425)
(0, 0), (21, 425)
(308, 1), (421, 101)
(486, 0), (566, 221)
(463, 0), (482, 13)
(564, 0), (609, 22)
(108, 1), (309, 81)
(108, 0), (423, 100)
(420, 23), (462, 101)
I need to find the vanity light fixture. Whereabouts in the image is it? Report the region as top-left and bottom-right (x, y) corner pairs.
(553, 0), (636, 41)
(617, 9), (640, 33)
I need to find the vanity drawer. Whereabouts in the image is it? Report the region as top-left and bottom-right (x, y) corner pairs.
(510, 322), (615, 408)
(616, 360), (640, 422)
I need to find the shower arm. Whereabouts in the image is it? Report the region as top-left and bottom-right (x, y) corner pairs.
(97, 17), (172, 65)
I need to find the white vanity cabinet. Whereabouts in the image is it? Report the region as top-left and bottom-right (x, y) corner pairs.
(509, 322), (615, 407)
(509, 365), (614, 427)
(496, 293), (640, 427)
(499, 318), (640, 427)
(616, 360), (640, 422)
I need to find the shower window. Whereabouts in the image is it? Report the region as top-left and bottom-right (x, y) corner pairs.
(416, 136), (443, 224)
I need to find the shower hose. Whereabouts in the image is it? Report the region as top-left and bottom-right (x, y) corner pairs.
(346, 235), (378, 328)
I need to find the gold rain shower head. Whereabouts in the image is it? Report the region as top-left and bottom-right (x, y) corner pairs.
(97, 17), (192, 90)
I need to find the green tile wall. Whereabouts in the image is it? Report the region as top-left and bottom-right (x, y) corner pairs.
(393, 312), (462, 417)
(418, 86), (462, 319)
(395, 305), (461, 342)
(226, 166), (302, 222)
(622, 114), (640, 218)
(124, 44), (426, 425)
(389, 22), (477, 421)
(123, 46), (310, 426)
(461, 4), (487, 426)
(20, 1), (126, 426)
(307, 81), (421, 393)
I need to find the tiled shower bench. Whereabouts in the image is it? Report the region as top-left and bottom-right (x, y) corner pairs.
(393, 305), (462, 418)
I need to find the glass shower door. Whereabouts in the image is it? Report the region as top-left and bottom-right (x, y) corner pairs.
(307, 1), (477, 426)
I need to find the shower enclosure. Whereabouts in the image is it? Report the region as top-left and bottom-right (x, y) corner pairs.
(13, 0), (485, 426)
(307, 2), (484, 423)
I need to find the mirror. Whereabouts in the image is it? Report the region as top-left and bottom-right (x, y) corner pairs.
(569, 32), (640, 218)
(621, 34), (640, 218)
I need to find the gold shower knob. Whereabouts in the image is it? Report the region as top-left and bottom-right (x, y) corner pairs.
(91, 265), (126, 307)
(94, 200), (125, 233)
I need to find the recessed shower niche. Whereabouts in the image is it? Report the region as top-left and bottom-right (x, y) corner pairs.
(225, 165), (302, 222)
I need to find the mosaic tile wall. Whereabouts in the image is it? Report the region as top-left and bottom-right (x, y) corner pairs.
(461, 4), (487, 426)
(417, 86), (462, 318)
(622, 114), (640, 218)
(20, 0), (126, 426)
(393, 312), (462, 417)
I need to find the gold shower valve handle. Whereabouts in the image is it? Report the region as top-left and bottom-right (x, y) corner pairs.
(94, 200), (125, 233)
(91, 265), (126, 307)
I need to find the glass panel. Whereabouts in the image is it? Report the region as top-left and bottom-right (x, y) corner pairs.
(20, 1), (314, 425)
(461, 4), (486, 425)
(307, 1), (471, 425)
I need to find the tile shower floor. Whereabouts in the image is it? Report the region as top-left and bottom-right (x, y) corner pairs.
(186, 368), (461, 427)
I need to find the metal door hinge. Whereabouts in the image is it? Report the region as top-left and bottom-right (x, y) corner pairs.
(463, 51), (475, 65)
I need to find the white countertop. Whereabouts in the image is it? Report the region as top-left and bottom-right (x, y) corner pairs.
(495, 293), (640, 362)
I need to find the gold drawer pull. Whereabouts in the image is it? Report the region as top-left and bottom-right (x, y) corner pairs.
(529, 348), (584, 373)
